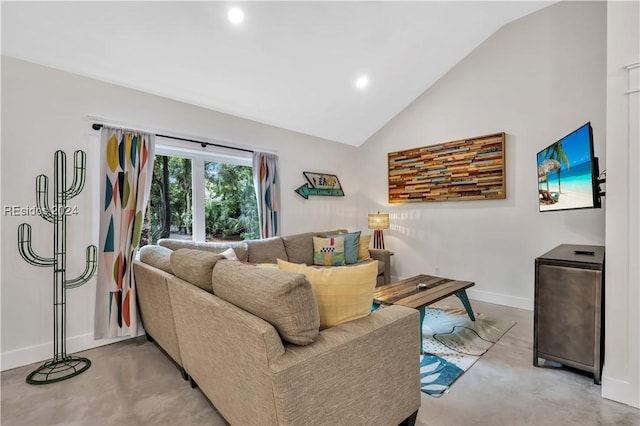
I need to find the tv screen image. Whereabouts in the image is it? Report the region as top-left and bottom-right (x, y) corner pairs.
(537, 122), (600, 212)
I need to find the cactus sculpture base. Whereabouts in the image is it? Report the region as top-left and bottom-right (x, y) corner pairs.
(26, 356), (91, 385)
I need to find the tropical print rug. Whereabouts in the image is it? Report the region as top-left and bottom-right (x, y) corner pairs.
(419, 306), (515, 396)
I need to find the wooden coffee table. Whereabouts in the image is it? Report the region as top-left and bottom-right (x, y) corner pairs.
(373, 274), (476, 353)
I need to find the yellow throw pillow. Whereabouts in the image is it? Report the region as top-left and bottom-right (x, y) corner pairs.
(358, 234), (372, 260)
(278, 259), (378, 329)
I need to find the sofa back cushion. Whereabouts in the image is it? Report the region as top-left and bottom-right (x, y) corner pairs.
(245, 236), (288, 263)
(277, 259), (378, 329)
(139, 245), (173, 274)
(170, 249), (225, 292)
(281, 230), (350, 265)
(322, 229), (349, 235)
(211, 260), (320, 345)
(281, 232), (316, 265)
(158, 239), (249, 262)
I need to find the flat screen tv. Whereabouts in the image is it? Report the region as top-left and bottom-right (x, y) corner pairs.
(537, 122), (602, 212)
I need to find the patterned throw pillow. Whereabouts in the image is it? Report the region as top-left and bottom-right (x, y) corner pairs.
(278, 259), (379, 329)
(323, 231), (361, 264)
(313, 236), (346, 266)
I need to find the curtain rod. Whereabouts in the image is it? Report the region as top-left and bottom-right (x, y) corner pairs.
(91, 123), (254, 154)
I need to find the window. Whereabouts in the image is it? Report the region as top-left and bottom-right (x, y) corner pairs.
(140, 137), (259, 246)
(204, 161), (259, 241)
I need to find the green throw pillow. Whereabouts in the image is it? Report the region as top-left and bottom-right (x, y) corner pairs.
(313, 236), (346, 266)
(323, 231), (361, 264)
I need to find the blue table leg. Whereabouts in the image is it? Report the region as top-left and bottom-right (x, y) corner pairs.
(455, 290), (476, 321)
(419, 307), (425, 354)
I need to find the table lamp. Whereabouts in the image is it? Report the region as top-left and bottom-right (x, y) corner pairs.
(368, 212), (389, 249)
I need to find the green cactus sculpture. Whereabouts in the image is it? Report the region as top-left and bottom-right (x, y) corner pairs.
(18, 150), (97, 384)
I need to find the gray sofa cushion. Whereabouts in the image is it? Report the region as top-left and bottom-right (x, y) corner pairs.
(282, 232), (316, 265)
(158, 239), (249, 262)
(281, 230), (350, 266)
(139, 245), (173, 274)
(170, 248), (226, 292)
(246, 236), (288, 263)
(211, 260), (320, 345)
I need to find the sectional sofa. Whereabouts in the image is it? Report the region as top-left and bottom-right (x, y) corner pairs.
(156, 230), (392, 285)
(133, 231), (420, 425)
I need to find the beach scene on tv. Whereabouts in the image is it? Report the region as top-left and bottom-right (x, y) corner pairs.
(537, 124), (595, 211)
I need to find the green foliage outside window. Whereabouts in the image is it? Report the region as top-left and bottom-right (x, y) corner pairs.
(140, 155), (259, 246)
(205, 161), (259, 241)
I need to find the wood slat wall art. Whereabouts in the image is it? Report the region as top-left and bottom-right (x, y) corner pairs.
(388, 132), (506, 203)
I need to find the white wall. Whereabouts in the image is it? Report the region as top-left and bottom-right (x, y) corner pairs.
(356, 1), (607, 310)
(0, 56), (360, 370)
(603, 0), (640, 409)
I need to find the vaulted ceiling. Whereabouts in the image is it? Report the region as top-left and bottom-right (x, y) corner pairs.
(1, 1), (552, 146)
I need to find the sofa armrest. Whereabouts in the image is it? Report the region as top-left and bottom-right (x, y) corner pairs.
(269, 305), (421, 426)
(369, 248), (392, 285)
(133, 261), (183, 367)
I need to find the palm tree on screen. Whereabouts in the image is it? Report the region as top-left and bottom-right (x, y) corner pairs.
(541, 141), (570, 193)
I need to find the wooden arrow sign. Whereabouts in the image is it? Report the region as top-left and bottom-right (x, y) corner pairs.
(295, 172), (345, 199)
(295, 183), (344, 199)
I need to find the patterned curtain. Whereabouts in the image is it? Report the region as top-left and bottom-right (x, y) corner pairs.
(95, 128), (155, 339)
(253, 152), (280, 238)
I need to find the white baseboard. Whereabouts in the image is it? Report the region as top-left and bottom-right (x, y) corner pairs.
(466, 288), (534, 311)
(1, 332), (139, 372)
(389, 275), (534, 311)
(601, 375), (640, 408)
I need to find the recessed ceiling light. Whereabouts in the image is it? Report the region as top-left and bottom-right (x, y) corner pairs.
(228, 7), (244, 24)
(355, 75), (369, 89)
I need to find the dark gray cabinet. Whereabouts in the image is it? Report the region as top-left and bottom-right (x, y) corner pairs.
(533, 244), (605, 384)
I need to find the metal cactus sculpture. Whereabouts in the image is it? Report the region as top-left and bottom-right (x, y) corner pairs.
(18, 150), (97, 384)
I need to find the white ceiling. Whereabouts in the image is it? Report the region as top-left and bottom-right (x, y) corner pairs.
(1, 1), (552, 146)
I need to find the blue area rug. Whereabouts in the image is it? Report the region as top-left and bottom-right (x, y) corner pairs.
(419, 306), (515, 396)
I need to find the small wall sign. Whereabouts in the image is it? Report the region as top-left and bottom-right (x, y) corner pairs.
(295, 172), (344, 199)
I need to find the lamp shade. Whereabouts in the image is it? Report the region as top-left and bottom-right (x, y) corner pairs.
(368, 212), (389, 230)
